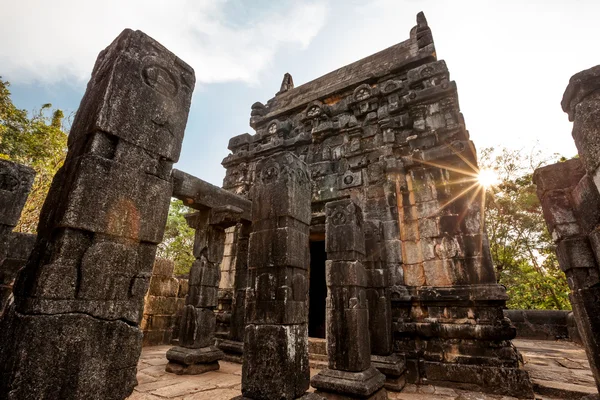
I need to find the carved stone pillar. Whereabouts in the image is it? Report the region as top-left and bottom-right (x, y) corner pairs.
(534, 159), (600, 392)
(311, 199), (386, 399)
(241, 151), (311, 400)
(0, 29), (194, 400)
(166, 210), (225, 374)
(227, 221), (251, 352)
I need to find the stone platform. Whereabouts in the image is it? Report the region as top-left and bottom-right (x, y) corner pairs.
(128, 339), (597, 400)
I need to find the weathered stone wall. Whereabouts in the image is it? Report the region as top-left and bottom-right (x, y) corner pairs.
(141, 258), (188, 346)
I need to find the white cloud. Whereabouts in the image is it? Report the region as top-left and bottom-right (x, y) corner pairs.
(0, 0), (329, 85)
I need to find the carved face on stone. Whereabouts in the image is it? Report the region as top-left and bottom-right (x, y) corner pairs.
(307, 106), (321, 117)
(356, 87), (370, 101)
(268, 123), (277, 135)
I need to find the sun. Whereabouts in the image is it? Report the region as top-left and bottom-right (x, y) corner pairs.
(478, 168), (499, 188)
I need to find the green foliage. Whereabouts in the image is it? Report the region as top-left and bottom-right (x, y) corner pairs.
(481, 147), (571, 310)
(157, 199), (195, 275)
(0, 79), (68, 233)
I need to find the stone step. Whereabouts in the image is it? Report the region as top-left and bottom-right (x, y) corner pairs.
(309, 353), (328, 362)
(309, 358), (327, 370)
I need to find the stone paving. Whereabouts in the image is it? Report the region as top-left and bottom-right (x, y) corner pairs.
(128, 339), (598, 400)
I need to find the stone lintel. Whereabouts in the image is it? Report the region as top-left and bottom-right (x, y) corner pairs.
(172, 169), (252, 221)
(311, 366), (386, 398)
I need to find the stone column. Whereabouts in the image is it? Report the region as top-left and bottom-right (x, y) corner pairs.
(227, 221), (251, 352)
(241, 151), (311, 400)
(546, 64), (600, 392)
(0, 159), (35, 314)
(166, 210), (225, 374)
(0, 29), (194, 400)
(311, 199), (386, 399)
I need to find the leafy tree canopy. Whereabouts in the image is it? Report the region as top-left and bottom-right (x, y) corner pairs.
(480, 146), (571, 310)
(0, 79), (68, 233)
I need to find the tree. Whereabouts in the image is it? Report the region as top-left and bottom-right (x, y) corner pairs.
(157, 199), (195, 275)
(480, 146), (571, 310)
(0, 79), (68, 233)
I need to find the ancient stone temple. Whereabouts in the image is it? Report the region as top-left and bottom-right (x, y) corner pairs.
(534, 64), (600, 393)
(220, 12), (533, 398)
(0, 30), (195, 400)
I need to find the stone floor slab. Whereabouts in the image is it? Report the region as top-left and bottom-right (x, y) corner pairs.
(128, 339), (598, 400)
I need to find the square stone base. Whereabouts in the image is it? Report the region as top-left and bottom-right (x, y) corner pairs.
(165, 361), (219, 375)
(165, 345), (223, 365)
(314, 388), (387, 400)
(371, 353), (406, 392)
(311, 366), (386, 398)
(165, 345), (223, 375)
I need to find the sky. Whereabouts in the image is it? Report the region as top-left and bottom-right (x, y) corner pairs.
(2, 0), (599, 186)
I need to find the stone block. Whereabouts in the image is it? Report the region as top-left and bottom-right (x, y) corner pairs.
(68, 30), (195, 162)
(402, 240), (422, 265)
(248, 227), (309, 269)
(187, 284), (218, 308)
(423, 362), (534, 398)
(311, 366), (386, 398)
(178, 305), (216, 348)
(423, 259), (457, 286)
(383, 239), (402, 263)
(326, 307), (371, 372)
(557, 236), (597, 272)
(250, 153), (311, 225)
(540, 189), (578, 231)
(188, 258), (220, 288)
(56, 155), (173, 244)
(326, 260), (367, 287)
(166, 345), (223, 365)
(325, 199), (365, 259)
(572, 174), (600, 233)
(0, 160), (35, 227)
(0, 311), (141, 400)
(193, 223), (225, 263)
(148, 276), (179, 297)
(242, 324), (310, 399)
(403, 263), (425, 286)
(153, 258), (175, 277)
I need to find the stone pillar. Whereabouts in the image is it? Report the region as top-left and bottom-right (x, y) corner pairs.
(166, 210), (225, 374)
(311, 199), (386, 399)
(241, 151), (311, 399)
(534, 159), (600, 391)
(225, 221), (251, 355)
(541, 64), (600, 392)
(0, 29), (194, 400)
(0, 159), (35, 314)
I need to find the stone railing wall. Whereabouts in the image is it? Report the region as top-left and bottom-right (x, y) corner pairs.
(141, 258), (188, 347)
(504, 310), (581, 343)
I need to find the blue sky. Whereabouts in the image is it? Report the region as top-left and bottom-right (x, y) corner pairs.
(3, 0), (600, 185)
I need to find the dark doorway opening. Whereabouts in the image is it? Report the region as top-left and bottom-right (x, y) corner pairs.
(309, 241), (327, 338)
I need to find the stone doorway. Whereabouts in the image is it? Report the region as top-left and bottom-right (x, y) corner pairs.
(309, 240), (327, 339)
